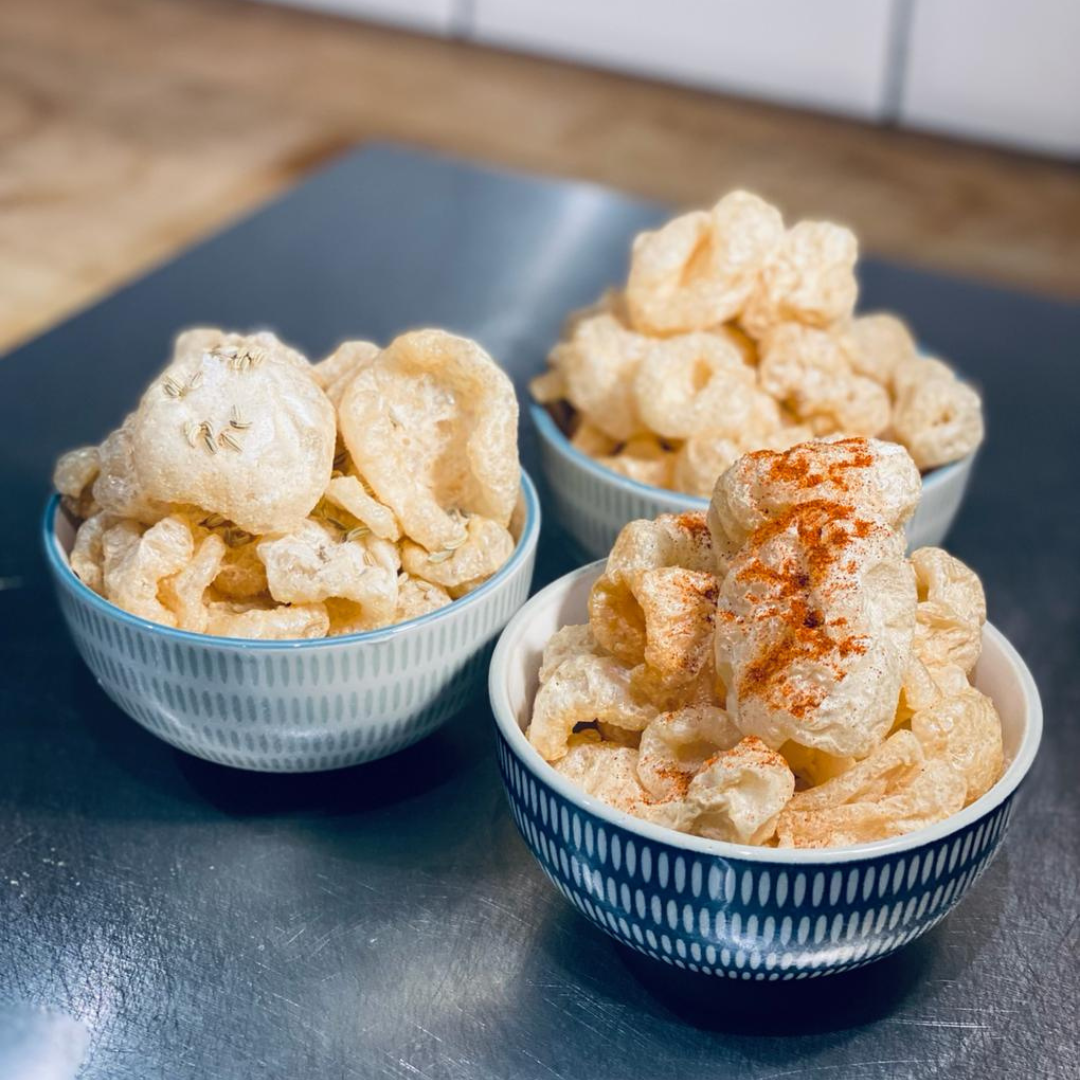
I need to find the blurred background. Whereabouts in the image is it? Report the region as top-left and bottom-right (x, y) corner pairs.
(2, 0), (1077, 353)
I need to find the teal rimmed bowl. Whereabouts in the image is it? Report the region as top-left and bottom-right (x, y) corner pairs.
(531, 404), (975, 560)
(45, 472), (540, 772)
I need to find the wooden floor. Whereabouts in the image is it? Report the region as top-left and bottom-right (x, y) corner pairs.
(2, 0), (1079, 353)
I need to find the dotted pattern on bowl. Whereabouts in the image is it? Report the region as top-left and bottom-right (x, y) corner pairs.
(47, 475), (539, 772)
(498, 733), (1014, 979)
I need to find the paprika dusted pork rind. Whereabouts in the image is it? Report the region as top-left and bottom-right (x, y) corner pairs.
(525, 437), (1004, 848)
(532, 189), (983, 499)
(52, 325), (522, 641)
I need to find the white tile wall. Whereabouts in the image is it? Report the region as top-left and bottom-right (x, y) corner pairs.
(471, 0), (898, 119)
(900, 0), (1080, 157)
(257, 0), (457, 34)
(249, 0), (1080, 158)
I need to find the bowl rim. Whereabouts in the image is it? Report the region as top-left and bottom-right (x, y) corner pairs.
(489, 560), (1043, 865)
(530, 402), (972, 508)
(44, 468), (542, 651)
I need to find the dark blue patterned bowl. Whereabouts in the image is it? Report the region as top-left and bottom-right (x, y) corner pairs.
(45, 472), (540, 772)
(489, 562), (1042, 979)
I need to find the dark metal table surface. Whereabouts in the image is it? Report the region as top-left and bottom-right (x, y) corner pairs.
(1, 144), (1077, 1080)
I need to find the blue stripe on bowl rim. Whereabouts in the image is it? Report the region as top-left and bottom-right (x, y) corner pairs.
(43, 467), (542, 651)
(489, 560), (1043, 866)
(530, 402), (970, 506)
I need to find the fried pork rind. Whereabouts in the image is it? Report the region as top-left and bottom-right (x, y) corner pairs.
(741, 220), (858, 339)
(70, 511), (114, 595)
(562, 286), (630, 338)
(599, 436), (676, 490)
(172, 327), (310, 372)
(531, 432), (998, 848)
(538, 624), (603, 684)
(672, 434), (743, 498)
(891, 359), (984, 470)
(212, 541), (268, 600)
(711, 442), (921, 758)
(776, 760), (965, 848)
(707, 437), (921, 563)
(131, 330), (336, 535)
(530, 190), (983, 504)
(205, 599), (330, 640)
(781, 741), (855, 790)
(54, 447), (100, 509)
(528, 655), (658, 763)
(911, 547), (986, 673)
(631, 331), (761, 440)
(818, 375), (892, 438)
(569, 422), (619, 458)
(606, 511), (719, 578)
(596, 722), (644, 748)
(847, 312), (917, 386)
(552, 744), (666, 819)
(896, 655), (943, 723)
(782, 730), (925, 813)
(758, 324), (890, 438)
(716, 502), (916, 758)
(757, 422), (819, 454)
(891, 355), (954, 397)
(400, 515), (514, 598)
(636, 706), (742, 800)
(553, 742), (644, 804)
(552, 743), (697, 831)
(631, 567), (720, 688)
(910, 687), (1004, 805)
(775, 729), (969, 847)
(588, 512), (719, 664)
(759, 324), (852, 411)
(161, 534), (227, 633)
(549, 313), (648, 442)
(339, 330), (520, 553)
(393, 574), (453, 624)
(257, 519), (398, 625)
(323, 595), (398, 636)
(626, 192), (784, 335)
(102, 516), (194, 627)
(686, 736), (795, 844)
(528, 368), (567, 406)
(324, 475), (401, 542)
(93, 415), (169, 524)
(629, 652), (725, 713)
(312, 340), (380, 406)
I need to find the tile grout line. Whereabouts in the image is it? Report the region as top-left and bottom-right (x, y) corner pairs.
(451, 0), (476, 39)
(883, 0), (918, 124)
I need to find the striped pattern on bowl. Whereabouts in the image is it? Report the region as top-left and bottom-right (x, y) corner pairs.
(489, 563), (1041, 978)
(46, 472), (540, 772)
(532, 404), (975, 560)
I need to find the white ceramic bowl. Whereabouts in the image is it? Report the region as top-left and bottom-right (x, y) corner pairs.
(45, 472), (540, 772)
(532, 404), (976, 559)
(489, 562), (1041, 979)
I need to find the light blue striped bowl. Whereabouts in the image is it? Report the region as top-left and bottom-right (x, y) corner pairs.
(531, 404), (975, 560)
(489, 562), (1041, 979)
(45, 472), (540, 772)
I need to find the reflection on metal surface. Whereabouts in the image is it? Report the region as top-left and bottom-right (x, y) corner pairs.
(0, 1007), (88, 1080)
(0, 144), (1077, 1078)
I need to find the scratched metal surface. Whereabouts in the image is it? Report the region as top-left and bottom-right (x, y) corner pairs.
(0, 144), (1077, 1080)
